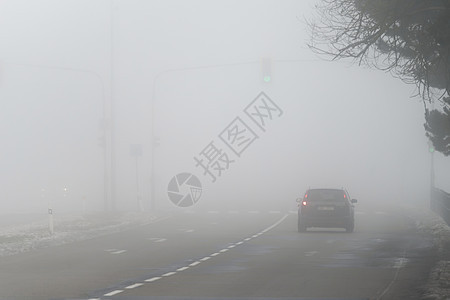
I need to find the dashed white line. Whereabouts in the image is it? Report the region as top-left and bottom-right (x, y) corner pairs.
(375, 211), (388, 215)
(104, 290), (123, 297)
(144, 277), (161, 282)
(305, 251), (318, 257)
(125, 283), (143, 289)
(103, 214), (290, 296)
(148, 238), (167, 243)
(189, 261), (201, 267)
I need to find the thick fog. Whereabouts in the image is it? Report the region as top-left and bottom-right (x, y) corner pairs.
(1, 0), (449, 215)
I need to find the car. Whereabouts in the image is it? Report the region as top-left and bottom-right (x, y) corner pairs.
(297, 188), (357, 233)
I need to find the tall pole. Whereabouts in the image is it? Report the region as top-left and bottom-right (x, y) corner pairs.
(109, 0), (116, 211)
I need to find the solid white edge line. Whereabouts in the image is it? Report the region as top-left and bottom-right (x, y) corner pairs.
(103, 290), (123, 297)
(145, 277), (161, 282)
(125, 283), (143, 289)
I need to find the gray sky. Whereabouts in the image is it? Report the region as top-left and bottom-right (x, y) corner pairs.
(0, 0), (448, 213)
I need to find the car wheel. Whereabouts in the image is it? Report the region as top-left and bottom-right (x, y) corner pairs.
(345, 223), (354, 233)
(298, 220), (307, 232)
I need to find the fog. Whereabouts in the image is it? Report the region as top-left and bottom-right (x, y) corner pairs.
(1, 0), (449, 215)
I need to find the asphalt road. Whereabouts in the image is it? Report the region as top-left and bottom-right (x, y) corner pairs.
(0, 204), (437, 300)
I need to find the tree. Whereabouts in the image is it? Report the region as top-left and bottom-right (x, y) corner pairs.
(308, 0), (450, 155)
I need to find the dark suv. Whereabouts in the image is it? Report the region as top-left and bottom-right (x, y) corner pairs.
(297, 188), (357, 233)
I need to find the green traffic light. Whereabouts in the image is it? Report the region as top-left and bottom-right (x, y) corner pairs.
(263, 75), (271, 82)
(429, 146), (435, 153)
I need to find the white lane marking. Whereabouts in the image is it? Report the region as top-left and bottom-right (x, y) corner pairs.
(145, 277), (161, 282)
(148, 238), (167, 243)
(393, 257), (409, 269)
(375, 211), (388, 215)
(305, 251), (318, 257)
(189, 261), (201, 267)
(261, 214), (289, 233)
(244, 237), (252, 241)
(179, 229), (195, 233)
(227, 245), (236, 249)
(125, 283), (143, 289)
(111, 250), (127, 254)
(376, 251), (408, 300)
(236, 241), (243, 245)
(104, 290), (123, 297)
(252, 234), (259, 238)
(269, 210), (281, 214)
(106, 214), (291, 296)
(105, 249), (118, 252)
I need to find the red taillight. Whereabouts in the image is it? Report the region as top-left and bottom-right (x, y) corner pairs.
(302, 200), (307, 206)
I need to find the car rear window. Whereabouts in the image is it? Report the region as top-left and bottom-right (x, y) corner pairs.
(305, 189), (346, 201)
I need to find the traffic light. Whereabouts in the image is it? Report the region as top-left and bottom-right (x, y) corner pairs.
(261, 57), (272, 83)
(428, 140), (435, 153)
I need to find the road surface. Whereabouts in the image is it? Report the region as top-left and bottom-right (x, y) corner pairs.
(0, 204), (436, 300)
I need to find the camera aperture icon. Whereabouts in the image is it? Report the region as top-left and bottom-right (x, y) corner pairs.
(167, 173), (202, 207)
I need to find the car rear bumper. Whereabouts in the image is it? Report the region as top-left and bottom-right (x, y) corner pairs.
(299, 214), (353, 228)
